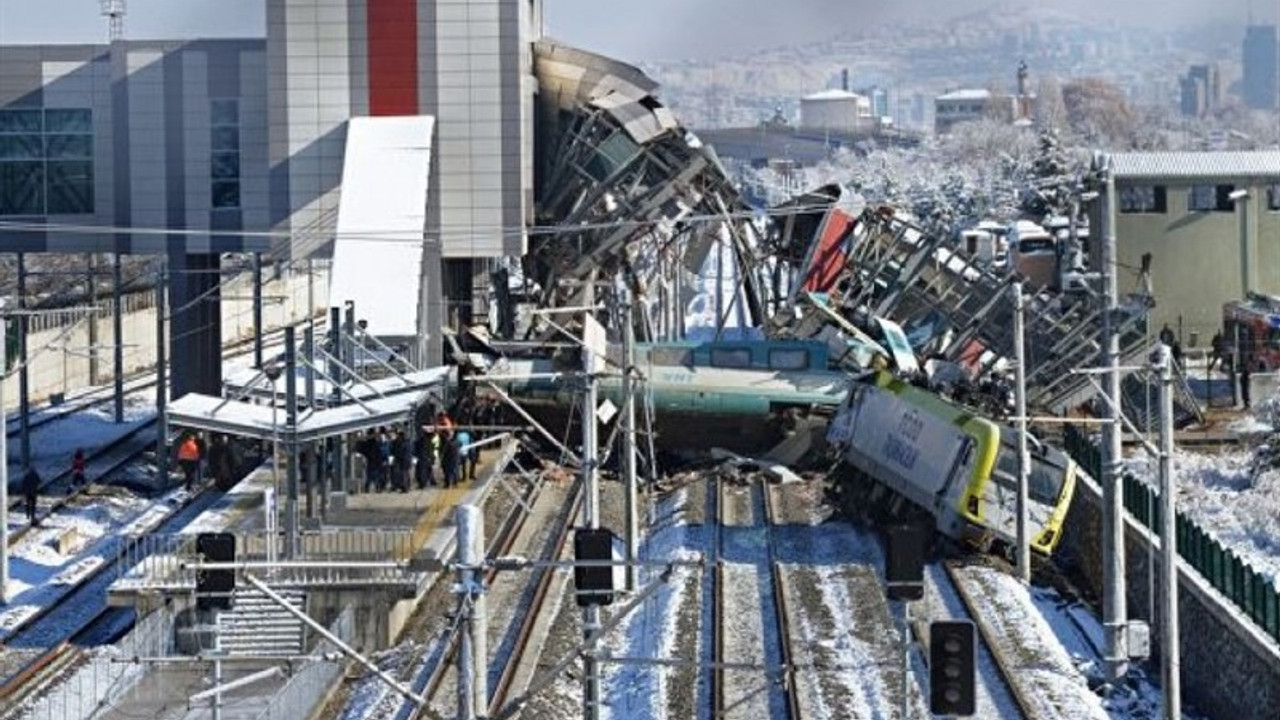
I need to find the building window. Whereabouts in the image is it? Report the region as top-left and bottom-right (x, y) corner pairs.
(1120, 185), (1167, 214)
(210, 99), (240, 209)
(1267, 183), (1280, 211)
(1188, 184), (1235, 212)
(0, 108), (93, 215)
(710, 348), (752, 369)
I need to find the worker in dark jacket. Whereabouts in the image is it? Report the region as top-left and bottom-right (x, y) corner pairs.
(24, 467), (40, 526)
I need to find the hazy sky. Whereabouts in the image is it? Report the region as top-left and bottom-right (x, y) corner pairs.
(0, 0), (1269, 60)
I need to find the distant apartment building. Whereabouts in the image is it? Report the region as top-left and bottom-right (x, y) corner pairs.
(1179, 63), (1221, 118)
(933, 61), (1035, 135)
(1242, 25), (1277, 110)
(799, 89), (872, 134)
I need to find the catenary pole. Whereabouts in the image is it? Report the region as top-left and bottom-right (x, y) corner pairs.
(1100, 153), (1129, 681)
(253, 252), (264, 369)
(0, 316), (8, 603)
(156, 264), (169, 487)
(1157, 344), (1181, 720)
(622, 298), (639, 593)
(1014, 281), (1031, 583)
(581, 284), (601, 720)
(113, 252), (125, 422)
(17, 253), (29, 475)
(284, 326), (299, 559)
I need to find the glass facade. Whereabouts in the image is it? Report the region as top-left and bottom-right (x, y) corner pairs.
(210, 99), (240, 209)
(0, 108), (94, 215)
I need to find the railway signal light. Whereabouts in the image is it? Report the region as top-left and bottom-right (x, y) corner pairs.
(929, 620), (976, 716)
(195, 532), (235, 611)
(573, 527), (616, 607)
(885, 524), (927, 601)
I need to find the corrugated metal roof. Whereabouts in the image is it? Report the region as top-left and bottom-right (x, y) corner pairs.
(1110, 151), (1280, 180)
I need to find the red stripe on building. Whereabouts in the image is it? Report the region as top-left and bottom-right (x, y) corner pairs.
(367, 0), (419, 115)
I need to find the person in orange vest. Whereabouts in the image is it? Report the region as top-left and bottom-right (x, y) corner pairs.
(177, 434), (201, 491)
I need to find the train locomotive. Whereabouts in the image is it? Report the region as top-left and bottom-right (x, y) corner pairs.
(825, 370), (1076, 555)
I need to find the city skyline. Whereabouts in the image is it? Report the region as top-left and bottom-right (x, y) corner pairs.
(0, 0), (1275, 62)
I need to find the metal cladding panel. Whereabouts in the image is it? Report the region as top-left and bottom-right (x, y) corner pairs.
(329, 115), (434, 338)
(841, 384), (965, 498)
(367, 0), (419, 115)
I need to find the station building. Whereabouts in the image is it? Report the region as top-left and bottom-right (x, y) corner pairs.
(1104, 151), (1280, 346)
(0, 0), (539, 396)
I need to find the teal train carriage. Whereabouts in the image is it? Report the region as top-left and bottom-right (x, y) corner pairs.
(486, 339), (853, 452)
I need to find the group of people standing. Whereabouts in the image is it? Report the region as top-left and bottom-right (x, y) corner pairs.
(355, 410), (480, 493)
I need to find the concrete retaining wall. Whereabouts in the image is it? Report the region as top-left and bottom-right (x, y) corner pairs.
(3, 264), (329, 411)
(1058, 473), (1280, 720)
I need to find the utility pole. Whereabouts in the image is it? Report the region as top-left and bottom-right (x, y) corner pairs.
(328, 307), (343, 502)
(284, 326), (299, 559)
(113, 252), (125, 423)
(580, 285), (603, 720)
(622, 299), (639, 593)
(1013, 281), (1031, 583)
(0, 315), (9, 603)
(252, 253), (264, 369)
(17, 253), (29, 475)
(1099, 154), (1129, 681)
(456, 504), (487, 719)
(1156, 344), (1181, 720)
(156, 264), (169, 487)
(87, 253), (98, 386)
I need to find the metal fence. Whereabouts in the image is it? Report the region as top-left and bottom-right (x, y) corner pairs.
(253, 605), (354, 720)
(1063, 425), (1280, 644)
(114, 529), (419, 592)
(17, 607), (175, 720)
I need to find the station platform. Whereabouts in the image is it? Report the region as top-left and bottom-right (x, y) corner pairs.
(108, 436), (522, 617)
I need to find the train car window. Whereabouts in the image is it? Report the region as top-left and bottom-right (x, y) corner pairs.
(710, 348), (752, 369)
(1028, 462), (1064, 505)
(650, 347), (693, 367)
(768, 348), (809, 371)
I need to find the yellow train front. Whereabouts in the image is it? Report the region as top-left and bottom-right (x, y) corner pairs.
(825, 371), (1076, 555)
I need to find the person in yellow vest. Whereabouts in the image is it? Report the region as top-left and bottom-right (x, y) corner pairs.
(177, 434), (201, 491)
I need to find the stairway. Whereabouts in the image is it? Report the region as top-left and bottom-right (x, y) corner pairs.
(216, 588), (307, 657)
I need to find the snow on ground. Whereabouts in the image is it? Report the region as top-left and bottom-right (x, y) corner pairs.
(0, 487), (183, 637)
(1124, 393), (1280, 587)
(5, 395), (153, 484)
(603, 486), (702, 719)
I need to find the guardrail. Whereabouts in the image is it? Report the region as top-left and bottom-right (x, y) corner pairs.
(1064, 425), (1280, 644)
(114, 529), (420, 592)
(16, 608), (174, 720)
(252, 605), (354, 720)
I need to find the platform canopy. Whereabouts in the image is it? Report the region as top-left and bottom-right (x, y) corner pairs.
(221, 366), (452, 406)
(169, 380), (440, 443)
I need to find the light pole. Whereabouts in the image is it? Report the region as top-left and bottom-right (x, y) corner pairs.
(264, 363), (283, 501)
(1229, 189), (1251, 298)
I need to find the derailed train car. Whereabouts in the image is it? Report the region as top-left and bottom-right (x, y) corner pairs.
(486, 339), (852, 452)
(826, 370), (1077, 555)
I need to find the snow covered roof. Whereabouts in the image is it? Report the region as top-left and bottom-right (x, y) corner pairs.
(802, 89), (864, 102)
(936, 88), (992, 101)
(221, 366), (452, 405)
(168, 387), (433, 443)
(1110, 151), (1280, 180)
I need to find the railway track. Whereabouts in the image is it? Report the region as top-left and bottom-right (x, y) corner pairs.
(913, 557), (1028, 719)
(485, 474), (582, 716)
(712, 476), (794, 720)
(6, 417), (159, 547)
(0, 471), (228, 714)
